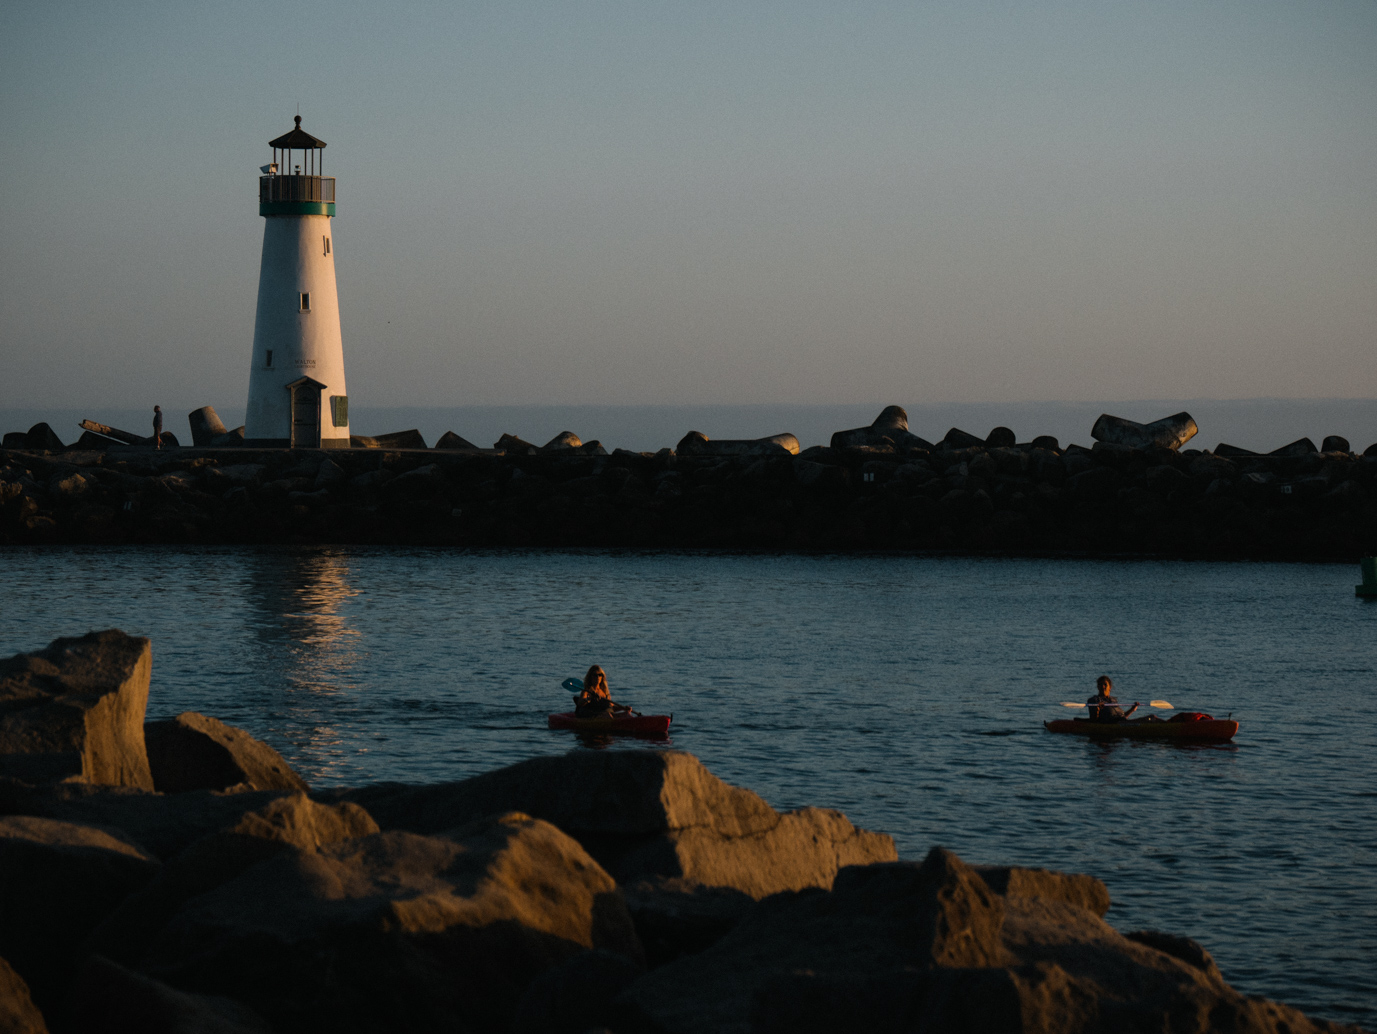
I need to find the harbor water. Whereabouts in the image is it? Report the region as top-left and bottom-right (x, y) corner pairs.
(1, 547), (1372, 1025)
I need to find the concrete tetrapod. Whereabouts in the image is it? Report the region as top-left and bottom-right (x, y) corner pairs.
(1091, 412), (1198, 451)
(830, 406), (935, 452)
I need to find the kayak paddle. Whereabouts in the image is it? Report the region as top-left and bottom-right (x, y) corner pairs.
(1059, 699), (1174, 710)
(560, 676), (642, 716)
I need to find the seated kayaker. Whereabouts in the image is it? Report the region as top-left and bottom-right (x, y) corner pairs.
(1087, 676), (1138, 722)
(574, 665), (632, 719)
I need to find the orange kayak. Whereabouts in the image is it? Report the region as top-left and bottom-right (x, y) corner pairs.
(1044, 717), (1238, 741)
(548, 711), (672, 735)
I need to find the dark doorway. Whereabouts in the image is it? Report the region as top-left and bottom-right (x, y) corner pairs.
(286, 377), (326, 448)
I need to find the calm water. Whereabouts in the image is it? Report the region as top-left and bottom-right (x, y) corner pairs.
(1, 548), (1373, 1025)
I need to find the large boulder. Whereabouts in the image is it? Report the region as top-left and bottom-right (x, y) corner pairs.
(0, 956), (49, 1034)
(0, 780), (293, 859)
(510, 948), (641, 1034)
(615, 847), (1008, 1033)
(138, 812), (641, 1034)
(66, 955), (274, 1034)
(619, 848), (1359, 1034)
(0, 816), (160, 1008)
(1091, 412), (1198, 451)
(143, 712), (308, 793)
(87, 794), (379, 969)
(972, 863), (1111, 917)
(333, 751), (896, 897)
(0, 630), (155, 789)
(830, 407), (934, 452)
(621, 879), (760, 968)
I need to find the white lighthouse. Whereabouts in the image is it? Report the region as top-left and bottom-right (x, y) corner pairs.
(245, 116), (349, 448)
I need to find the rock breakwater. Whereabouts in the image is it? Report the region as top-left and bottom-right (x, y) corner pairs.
(0, 630), (1367, 1033)
(3, 406), (1375, 558)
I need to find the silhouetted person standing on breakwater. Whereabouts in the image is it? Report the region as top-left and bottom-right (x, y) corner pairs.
(1088, 676), (1138, 722)
(574, 665), (631, 719)
(152, 406), (163, 450)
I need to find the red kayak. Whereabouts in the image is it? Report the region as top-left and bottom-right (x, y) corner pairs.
(548, 711), (672, 735)
(1044, 714), (1238, 741)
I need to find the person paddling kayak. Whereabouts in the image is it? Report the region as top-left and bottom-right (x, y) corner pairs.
(1087, 676), (1138, 722)
(574, 665), (632, 719)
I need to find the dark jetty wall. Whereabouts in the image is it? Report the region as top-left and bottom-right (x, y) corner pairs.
(2, 430), (1375, 558)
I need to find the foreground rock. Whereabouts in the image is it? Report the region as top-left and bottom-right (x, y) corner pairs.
(0, 781), (295, 859)
(616, 847), (1362, 1034)
(0, 956), (49, 1034)
(86, 793), (379, 969)
(0, 815), (160, 1009)
(144, 711), (309, 793)
(138, 812), (640, 1034)
(0, 630), (155, 788)
(332, 750), (897, 897)
(67, 955), (274, 1034)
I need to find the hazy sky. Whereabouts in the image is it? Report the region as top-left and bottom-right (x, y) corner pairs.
(2, 1), (1374, 411)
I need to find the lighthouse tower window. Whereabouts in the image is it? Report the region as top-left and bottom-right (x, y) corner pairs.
(324, 236), (331, 256)
(299, 292), (310, 312)
(265, 350), (273, 368)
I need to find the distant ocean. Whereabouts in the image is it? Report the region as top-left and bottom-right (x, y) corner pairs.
(4, 399), (1374, 455)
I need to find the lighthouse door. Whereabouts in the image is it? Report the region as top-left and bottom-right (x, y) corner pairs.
(287, 378), (324, 448)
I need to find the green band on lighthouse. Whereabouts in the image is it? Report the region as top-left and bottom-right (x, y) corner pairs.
(260, 201), (335, 217)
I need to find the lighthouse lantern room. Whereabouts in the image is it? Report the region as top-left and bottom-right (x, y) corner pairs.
(245, 116), (349, 448)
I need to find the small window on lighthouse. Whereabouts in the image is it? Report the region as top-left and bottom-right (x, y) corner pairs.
(299, 293), (310, 312)
(265, 350), (273, 368)
(324, 236), (331, 256)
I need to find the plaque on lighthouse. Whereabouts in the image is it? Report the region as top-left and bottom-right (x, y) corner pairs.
(244, 116), (349, 448)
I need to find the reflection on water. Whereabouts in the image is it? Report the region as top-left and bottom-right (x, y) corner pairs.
(247, 549), (363, 692)
(243, 549), (365, 782)
(0, 547), (1372, 1027)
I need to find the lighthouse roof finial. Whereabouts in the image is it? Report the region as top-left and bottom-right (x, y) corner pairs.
(269, 116), (326, 150)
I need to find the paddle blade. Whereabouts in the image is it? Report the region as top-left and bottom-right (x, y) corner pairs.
(1149, 699), (1174, 709)
(561, 677), (585, 693)
(1060, 702), (1086, 708)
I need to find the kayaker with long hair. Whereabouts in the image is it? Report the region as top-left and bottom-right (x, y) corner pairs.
(1087, 676), (1138, 722)
(574, 665), (632, 719)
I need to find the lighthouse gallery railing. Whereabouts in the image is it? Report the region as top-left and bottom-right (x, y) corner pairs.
(259, 175), (336, 203)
